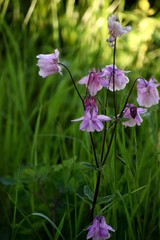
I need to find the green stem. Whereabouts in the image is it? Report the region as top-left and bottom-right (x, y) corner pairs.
(119, 77), (140, 118)
(90, 170), (101, 220)
(113, 39), (117, 118)
(102, 121), (117, 166)
(100, 93), (108, 163)
(90, 132), (99, 168)
(58, 62), (84, 107)
(90, 40), (118, 220)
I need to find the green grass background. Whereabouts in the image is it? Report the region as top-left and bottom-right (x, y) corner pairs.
(0, 0), (160, 239)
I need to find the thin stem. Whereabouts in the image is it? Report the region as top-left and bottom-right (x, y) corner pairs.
(113, 39), (117, 118)
(112, 40), (118, 192)
(100, 39), (117, 164)
(90, 39), (118, 219)
(58, 62), (84, 107)
(119, 77), (140, 118)
(90, 132), (99, 168)
(100, 91), (108, 163)
(102, 121), (117, 166)
(58, 63), (101, 217)
(101, 77), (140, 166)
(100, 122), (107, 164)
(102, 77), (141, 166)
(90, 171), (101, 221)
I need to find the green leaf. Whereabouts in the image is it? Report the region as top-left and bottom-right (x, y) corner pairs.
(83, 185), (94, 202)
(37, 165), (51, 181)
(97, 194), (115, 204)
(116, 154), (126, 165)
(54, 212), (66, 240)
(81, 162), (98, 170)
(21, 168), (35, 183)
(31, 213), (65, 239)
(0, 177), (16, 186)
(76, 193), (92, 207)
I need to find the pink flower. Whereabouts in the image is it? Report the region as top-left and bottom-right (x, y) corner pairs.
(86, 216), (115, 240)
(78, 69), (104, 96)
(36, 49), (62, 78)
(137, 77), (160, 107)
(122, 104), (147, 127)
(71, 97), (111, 132)
(101, 65), (129, 91)
(107, 15), (132, 47)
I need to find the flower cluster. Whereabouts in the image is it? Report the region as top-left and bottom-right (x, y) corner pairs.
(72, 97), (111, 132)
(75, 66), (160, 130)
(36, 15), (159, 133)
(78, 65), (130, 94)
(74, 65), (131, 131)
(86, 216), (115, 240)
(36, 13), (160, 240)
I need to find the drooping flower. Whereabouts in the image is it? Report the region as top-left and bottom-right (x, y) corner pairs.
(78, 69), (104, 96)
(86, 216), (115, 240)
(122, 104), (147, 127)
(71, 97), (111, 132)
(107, 15), (132, 47)
(101, 65), (129, 91)
(137, 77), (160, 107)
(36, 49), (62, 78)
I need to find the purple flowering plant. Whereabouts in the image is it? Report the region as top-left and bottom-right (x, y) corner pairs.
(36, 14), (159, 239)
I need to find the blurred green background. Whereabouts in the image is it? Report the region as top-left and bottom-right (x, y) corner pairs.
(0, 0), (160, 239)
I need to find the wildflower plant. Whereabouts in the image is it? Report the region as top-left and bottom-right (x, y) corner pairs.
(36, 14), (159, 240)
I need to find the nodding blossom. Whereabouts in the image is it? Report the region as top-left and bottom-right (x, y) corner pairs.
(122, 104), (147, 127)
(78, 69), (104, 96)
(36, 49), (62, 78)
(137, 77), (160, 107)
(86, 216), (115, 240)
(107, 15), (132, 47)
(71, 97), (111, 132)
(101, 65), (129, 91)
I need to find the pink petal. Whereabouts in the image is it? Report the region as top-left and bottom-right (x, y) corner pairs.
(71, 116), (84, 122)
(97, 115), (111, 122)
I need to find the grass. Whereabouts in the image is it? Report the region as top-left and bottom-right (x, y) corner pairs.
(0, 0), (160, 239)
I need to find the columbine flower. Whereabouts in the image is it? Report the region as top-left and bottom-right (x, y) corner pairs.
(101, 65), (129, 91)
(71, 97), (111, 132)
(137, 77), (160, 107)
(36, 49), (62, 78)
(122, 104), (147, 127)
(78, 69), (104, 96)
(107, 15), (132, 47)
(86, 216), (115, 240)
